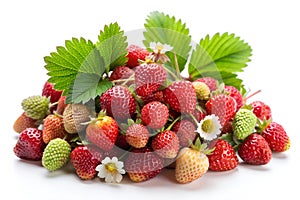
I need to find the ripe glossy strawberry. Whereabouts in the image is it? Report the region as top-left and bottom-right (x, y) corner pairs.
(207, 139), (238, 171)
(151, 130), (180, 158)
(100, 86), (136, 121)
(70, 146), (102, 180)
(250, 101), (272, 121)
(206, 94), (237, 126)
(43, 114), (67, 144)
(126, 124), (149, 148)
(86, 116), (119, 151)
(56, 96), (67, 115)
(126, 45), (150, 68)
(141, 91), (164, 105)
(172, 120), (197, 147)
(125, 147), (164, 182)
(238, 133), (272, 165)
(135, 63), (167, 97)
(13, 112), (39, 133)
(14, 128), (45, 160)
(261, 122), (290, 152)
(163, 80), (197, 114)
(175, 141), (209, 184)
(225, 86), (243, 110)
(141, 101), (169, 129)
(109, 66), (134, 86)
(42, 81), (63, 103)
(195, 77), (217, 91)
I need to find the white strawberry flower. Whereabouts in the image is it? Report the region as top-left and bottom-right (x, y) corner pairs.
(197, 114), (222, 141)
(95, 157), (126, 183)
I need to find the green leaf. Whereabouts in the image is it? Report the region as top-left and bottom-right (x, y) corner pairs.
(143, 11), (192, 71)
(44, 37), (102, 95)
(188, 33), (252, 91)
(66, 74), (113, 104)
(96, 22), (128, 71)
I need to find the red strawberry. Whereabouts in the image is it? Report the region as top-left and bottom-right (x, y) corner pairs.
(225, 86), (243, 110)
(195, 77), (217, 91)
(141, 91), (164, 105)
(207, 139), (238, 171)
(126, 45), (150, 68)
(141, 101), (169, 129)
(86, 116), (119, 151)
(42, 81), (63, 103)
(163, 81), (197, 114)
(261, 122), (290, 152)
(250, 101), (272, 121)
(13, 128), (45, 160)
(238, 133), (272, 165)
(56, 96), (67, 115)
(151, 130), (180, 158)
(172, 120), (197, 147)
(126, 124), (149, 148)
(222, 120), (233, 134)
(42, 114), (67, 144)
(100, 86), (136, 121)
(115, 133), (131, 150)
(206, 94), (237, 126)
(109, 66), (134, 86)
(135, 63), (167, 97)
(125, 147), (164, 182)
(13, 112), (39, 133)
(70, 146), (102, 180)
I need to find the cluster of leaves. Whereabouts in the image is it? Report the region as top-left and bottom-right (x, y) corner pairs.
(44, 11), (252, 104)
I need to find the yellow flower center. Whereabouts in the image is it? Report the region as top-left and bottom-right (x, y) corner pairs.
(201, 119), (214, 133)
(105, 163), (117, 173)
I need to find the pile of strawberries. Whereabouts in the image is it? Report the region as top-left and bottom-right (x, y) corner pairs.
(13, 44), (290, 184)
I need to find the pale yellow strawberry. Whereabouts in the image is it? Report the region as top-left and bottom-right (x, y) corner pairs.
(175, 139), (211, 184)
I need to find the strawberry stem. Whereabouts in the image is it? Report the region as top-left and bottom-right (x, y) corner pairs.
(244, 89), (262, 102)
(166, 116), (181, 131)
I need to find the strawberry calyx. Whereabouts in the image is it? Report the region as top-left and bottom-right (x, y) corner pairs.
(190, 138), (215, 155)
(255, 118), (272, 134)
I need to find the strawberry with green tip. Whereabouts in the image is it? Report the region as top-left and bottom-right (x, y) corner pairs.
(42, 138), (71, 171)
(86, 115), (119, 151)
(233, 108), (257, 140)
(175, 138), (210, 184)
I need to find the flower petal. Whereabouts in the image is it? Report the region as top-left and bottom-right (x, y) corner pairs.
(115, 173), (123, 183)
(101, 157), (111, 164)
(105, 174), (114, 183)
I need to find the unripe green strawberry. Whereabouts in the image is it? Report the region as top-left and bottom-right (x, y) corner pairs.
(192, 81), (210, 100)
(42, 138), (71, 171)
(233, 109), (257, 140)
(21, 95), (50, 120)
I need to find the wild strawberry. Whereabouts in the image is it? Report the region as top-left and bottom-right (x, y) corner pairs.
(42, 81), (63, 103)
(225, 86), (243, 110)
(70, 146), (102, 180)
(163, 80), (197, 114)
(109, 66), (134, 86)
(126, 124), (149, 148)
(135, 63), (167, 97)
(250, 101), (272, 121)
(206, 94), (236, 127)
(86, 115), (119, 151)
(13, 112), (40, 133)
(175, 139), (210, 184)
(56, 96), (67, 115)
(126, 44), (150, 68)
(13, 128), (45, 160)
(261, 122), (290, 152)
(207, 139), (238, 171)
(192, 81), (210, 100)
(63, 104), (93, 134)
(100, 86), (136, 121)
(141, 91), (164, 105)
(151, 130), (180, 158)
(194, 77), (217, 91)
(172, 119), (197, 147)
(233, 109), (257, 140)
(125, 147), (164, 182)
(42, 138), (71, 171)
(141, 101), (169, 129)
(43, 114), (67, 144)
(238, 133), (272, 165)
(21, 95), (50, 120)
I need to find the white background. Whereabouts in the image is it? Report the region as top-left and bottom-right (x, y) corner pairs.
(1, 0), (299, 199)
